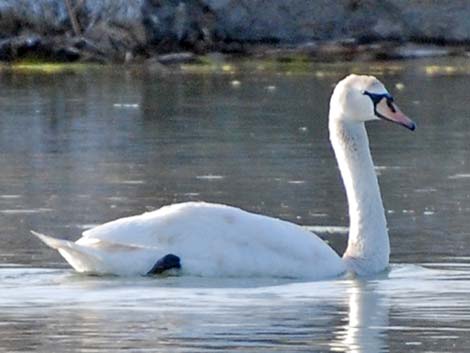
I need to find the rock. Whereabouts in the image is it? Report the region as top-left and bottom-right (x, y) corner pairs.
(70, 37), (108, 63)
(0, 35), (45, 61)
(71, 37), (104, 55)
(0, 0), (469, 62)
(143, 57), (170, 74)
(392, 0), (470, 43)
(83, 0), (147, 59)
(202, 0), (346, 42)
(53, 46), (81, 62)
(142, 0), (216, 53)
(157, 52), (197, 64)
(0, 0), (69, 35)
(387, 44), (453, 60)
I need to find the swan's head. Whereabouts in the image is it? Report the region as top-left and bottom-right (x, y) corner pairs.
(330, 74), (416, 131)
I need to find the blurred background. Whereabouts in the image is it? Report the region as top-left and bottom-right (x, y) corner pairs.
(0, 0), (468, 63)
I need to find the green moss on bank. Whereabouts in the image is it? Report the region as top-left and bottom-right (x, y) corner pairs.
(0, 61), (102, 74)
(1, 55), (469, 79)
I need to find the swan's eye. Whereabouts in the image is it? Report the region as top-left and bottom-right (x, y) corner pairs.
(363, 91), (395, 107)
(362, 91), (383, 105)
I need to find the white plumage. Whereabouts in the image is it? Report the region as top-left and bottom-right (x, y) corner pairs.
(34, 74), (415, 279)
(35, 202), (345, 278)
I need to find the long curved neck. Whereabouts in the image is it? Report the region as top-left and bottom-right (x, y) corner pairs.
(329, 118), (389, 275)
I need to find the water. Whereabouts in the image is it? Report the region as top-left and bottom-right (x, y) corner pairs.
(1, 58), (470, 352)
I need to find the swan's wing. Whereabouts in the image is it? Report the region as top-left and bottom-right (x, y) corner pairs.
(79, 202), (247, 247)
(79, 202), (339, 260)
(79, 203), (190, 245)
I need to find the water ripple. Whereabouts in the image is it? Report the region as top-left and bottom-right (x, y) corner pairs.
(0, 264), (469, 352)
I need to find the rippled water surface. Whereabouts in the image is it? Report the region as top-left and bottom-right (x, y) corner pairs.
(1, 58), (470, 352)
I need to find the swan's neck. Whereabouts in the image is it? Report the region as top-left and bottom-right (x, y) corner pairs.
(329, 119), (389, 274)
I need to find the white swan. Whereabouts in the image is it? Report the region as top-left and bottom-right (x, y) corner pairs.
(33, 74), (415, 279)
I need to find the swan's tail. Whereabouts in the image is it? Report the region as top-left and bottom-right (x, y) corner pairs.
(31, 231), (106, 274)
(32, 230), (73, 249)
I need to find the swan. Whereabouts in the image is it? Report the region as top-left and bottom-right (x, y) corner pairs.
(33, 74), (416, 279)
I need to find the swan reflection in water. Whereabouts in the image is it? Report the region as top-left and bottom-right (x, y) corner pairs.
(332, 278), (390, 353)
(0, 269), (399, 352)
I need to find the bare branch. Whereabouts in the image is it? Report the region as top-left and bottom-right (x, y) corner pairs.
(64, 0), (81, 37)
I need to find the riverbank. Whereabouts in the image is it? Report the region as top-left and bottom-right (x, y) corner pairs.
(1, 1), (470, 64)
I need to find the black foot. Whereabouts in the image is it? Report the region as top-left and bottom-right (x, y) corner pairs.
(147, 254), (181, 275)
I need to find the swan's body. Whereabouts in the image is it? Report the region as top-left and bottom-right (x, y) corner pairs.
(35, 202), (345, 279)
(34, 74), (415, 278)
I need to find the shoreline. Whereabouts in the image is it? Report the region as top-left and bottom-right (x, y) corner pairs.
(0, 35), (467, 67)
(2, 53), (468, 81)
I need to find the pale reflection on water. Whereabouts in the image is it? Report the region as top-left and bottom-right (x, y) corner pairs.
(337, 280), (389, 353)
(1, 57), (470, 351)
